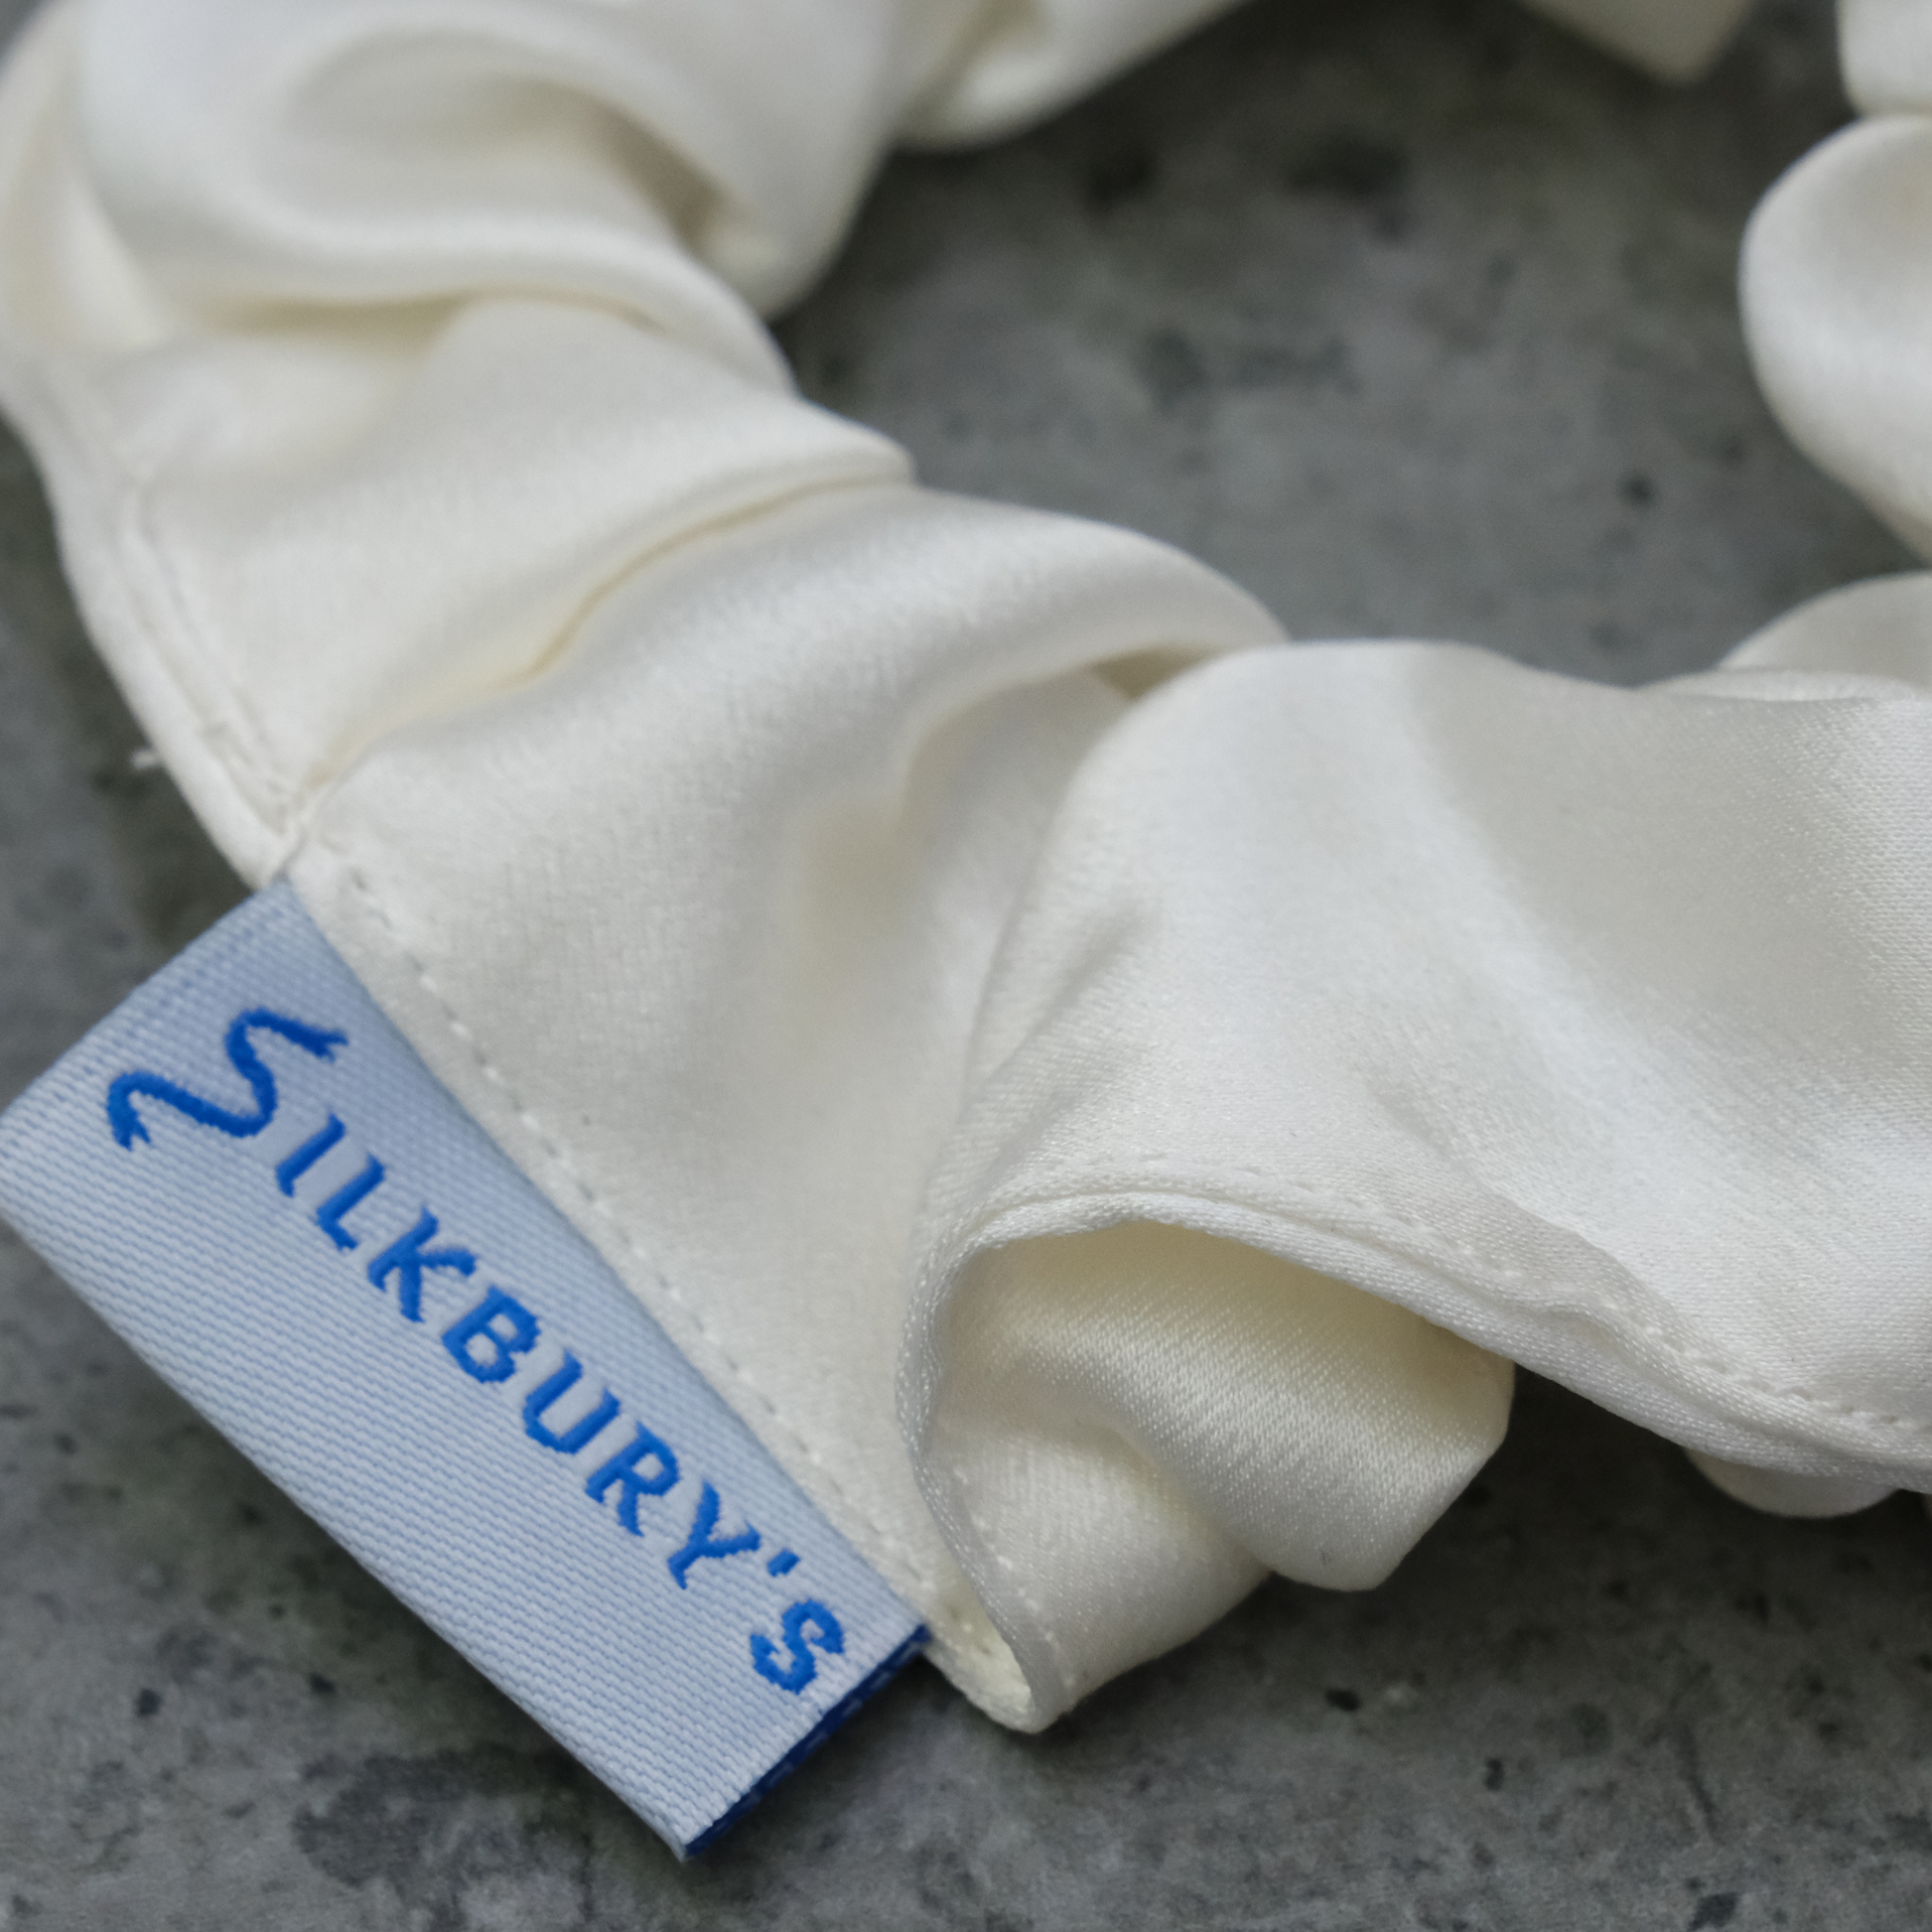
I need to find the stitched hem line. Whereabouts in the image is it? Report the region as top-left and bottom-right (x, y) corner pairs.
(951, 1157), (1932, 1442)
(314, 844), (972, 1603)
(947, 1465), (1072, 1696)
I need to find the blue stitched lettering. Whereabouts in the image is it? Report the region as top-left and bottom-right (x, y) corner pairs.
(314, 1155), (385, 1251)
(275, 1115), (345, 1194)
(109, 998), (848, 1634)
(751, 1599), (845, 1694)
(585, 1424), (681, 1533)
(366, 1210), (476, 1322)
(442, 1287), (539, 1383)
(102, 990), (866, 1662)
(107, 1008), (345, 1149)
(668, 1481), (759, 1589)
(523, 1354), (621, 1455)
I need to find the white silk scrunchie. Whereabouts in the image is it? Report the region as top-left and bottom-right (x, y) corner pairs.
(0, 0), (1924, 1734)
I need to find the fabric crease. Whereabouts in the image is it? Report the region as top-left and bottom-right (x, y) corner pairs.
(0, 0), (1925, 1734)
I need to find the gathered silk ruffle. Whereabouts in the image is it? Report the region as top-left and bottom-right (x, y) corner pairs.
(0, 0), (1925, 1730)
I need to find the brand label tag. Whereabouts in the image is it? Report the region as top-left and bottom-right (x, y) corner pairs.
(0, 884), (924, 1856)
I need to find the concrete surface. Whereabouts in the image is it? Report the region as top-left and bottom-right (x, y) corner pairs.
(3, 1), (1929, 1926)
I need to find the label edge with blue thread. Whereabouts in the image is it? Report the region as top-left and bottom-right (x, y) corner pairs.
(0, 882), (926, 1856)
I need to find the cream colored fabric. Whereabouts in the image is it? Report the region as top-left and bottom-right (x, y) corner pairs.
(1838, 0), (1932, 115)
(0, 0), (1924, 1736)
(1745, 9), (1932, 559)
(1516, 0), (1756, 79)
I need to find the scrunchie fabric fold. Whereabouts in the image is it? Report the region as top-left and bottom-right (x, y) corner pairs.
(0, 0), (1922, 1729)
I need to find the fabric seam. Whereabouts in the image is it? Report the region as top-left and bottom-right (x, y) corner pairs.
(314, 837), (1025, 1663)
(955, 1156), (1932, 1439)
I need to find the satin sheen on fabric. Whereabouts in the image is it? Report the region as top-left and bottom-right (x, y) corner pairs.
(0, 0), (1925, 1733)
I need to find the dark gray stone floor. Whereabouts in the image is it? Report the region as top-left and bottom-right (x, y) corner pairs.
(4, 1), (1929, 1926)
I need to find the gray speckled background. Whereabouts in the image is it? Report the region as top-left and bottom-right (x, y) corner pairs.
(4, 2), (1929, 1927)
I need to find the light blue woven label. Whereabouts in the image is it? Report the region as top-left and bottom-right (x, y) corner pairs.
(0, 884), (924, 1856)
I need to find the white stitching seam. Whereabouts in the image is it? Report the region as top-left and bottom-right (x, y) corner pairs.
(318, 840), (1030, 1653)
(968, 1155), (1932, 1439)
(945, 1468), (1070, 1690)
(313, 845), (1929, 1702)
